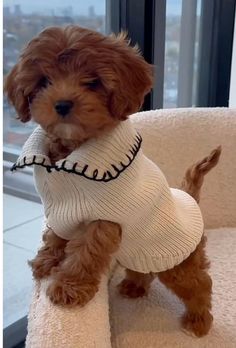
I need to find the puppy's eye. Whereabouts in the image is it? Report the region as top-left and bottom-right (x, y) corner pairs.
(83, 79), (101, 90)
(38, 76), (51, 89)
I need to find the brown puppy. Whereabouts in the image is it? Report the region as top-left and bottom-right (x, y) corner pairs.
(4, 25), (221, 337)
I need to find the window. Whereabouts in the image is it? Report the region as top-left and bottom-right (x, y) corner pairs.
(163, 0), (203, 108)
(163, 0), (182, 108)
(108, 0), (235, 109)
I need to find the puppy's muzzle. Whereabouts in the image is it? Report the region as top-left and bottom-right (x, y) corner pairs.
(55, 100), (74, 117)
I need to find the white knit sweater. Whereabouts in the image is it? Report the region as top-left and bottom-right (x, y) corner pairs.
(12, 120), (204, 273)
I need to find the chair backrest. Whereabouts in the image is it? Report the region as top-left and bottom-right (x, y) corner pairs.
(131, 108), (236, 228)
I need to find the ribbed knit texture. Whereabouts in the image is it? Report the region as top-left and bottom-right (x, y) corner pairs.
(13, 120), (203, 273)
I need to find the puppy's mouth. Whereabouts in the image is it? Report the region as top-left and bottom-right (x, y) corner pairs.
(53, 123), (74, 139)
(48, 122), (89, 143)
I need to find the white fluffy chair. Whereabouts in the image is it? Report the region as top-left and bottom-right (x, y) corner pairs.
(26, 108), (236, 348)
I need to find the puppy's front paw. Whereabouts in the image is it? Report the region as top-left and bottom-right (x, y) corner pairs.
(46, 278), (98, 307)
(29, 256), (58, 280)
(118, 279), (149, 298)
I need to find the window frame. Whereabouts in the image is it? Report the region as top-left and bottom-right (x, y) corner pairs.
(196, 0), (236, 106)
(3, 317), (28, 348)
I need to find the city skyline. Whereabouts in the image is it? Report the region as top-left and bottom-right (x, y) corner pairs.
(4, 0), (185, 16)
(4, 0), (106, 16)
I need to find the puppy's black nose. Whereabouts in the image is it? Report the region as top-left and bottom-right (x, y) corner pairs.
(55, 100), (73, 117)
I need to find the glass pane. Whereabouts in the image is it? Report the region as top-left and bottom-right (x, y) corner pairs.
(163, 0), (182, 108)
(3, 0), (106, 150)
(163, 0), (202, 108)
(192, 0), (202, 106)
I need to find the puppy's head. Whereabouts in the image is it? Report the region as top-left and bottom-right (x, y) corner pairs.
(4, 25), (153, 142)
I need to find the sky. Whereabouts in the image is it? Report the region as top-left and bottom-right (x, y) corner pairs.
(4, 0), (184, 16)
(3, 0), (106, 16)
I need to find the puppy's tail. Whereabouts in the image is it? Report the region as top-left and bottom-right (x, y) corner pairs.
(181, 146), (222, 203)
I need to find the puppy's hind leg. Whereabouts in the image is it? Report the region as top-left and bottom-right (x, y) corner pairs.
(118, 269), (155, 298)
(158, 236), (213, 337)
(181, 146), (221, 203)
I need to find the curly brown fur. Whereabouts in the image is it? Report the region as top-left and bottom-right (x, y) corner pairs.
(158, 236), (213, 337)
(181, 145), (222, 203)
(29, 227), (67, 280)
(46, 220), (121, 307)
(118, 270), (155, 299)
(29, 220), (121, 307)
(119, 147), (221, 337)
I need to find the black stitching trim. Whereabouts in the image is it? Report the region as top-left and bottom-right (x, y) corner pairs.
(11, 133), (142, 183)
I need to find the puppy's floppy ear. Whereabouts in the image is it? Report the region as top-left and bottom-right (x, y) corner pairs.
(108, 33), (153, 120)
(4, 63), (31, 123)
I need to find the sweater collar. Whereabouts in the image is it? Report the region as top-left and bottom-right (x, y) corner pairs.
(11, 120), (142, 182)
